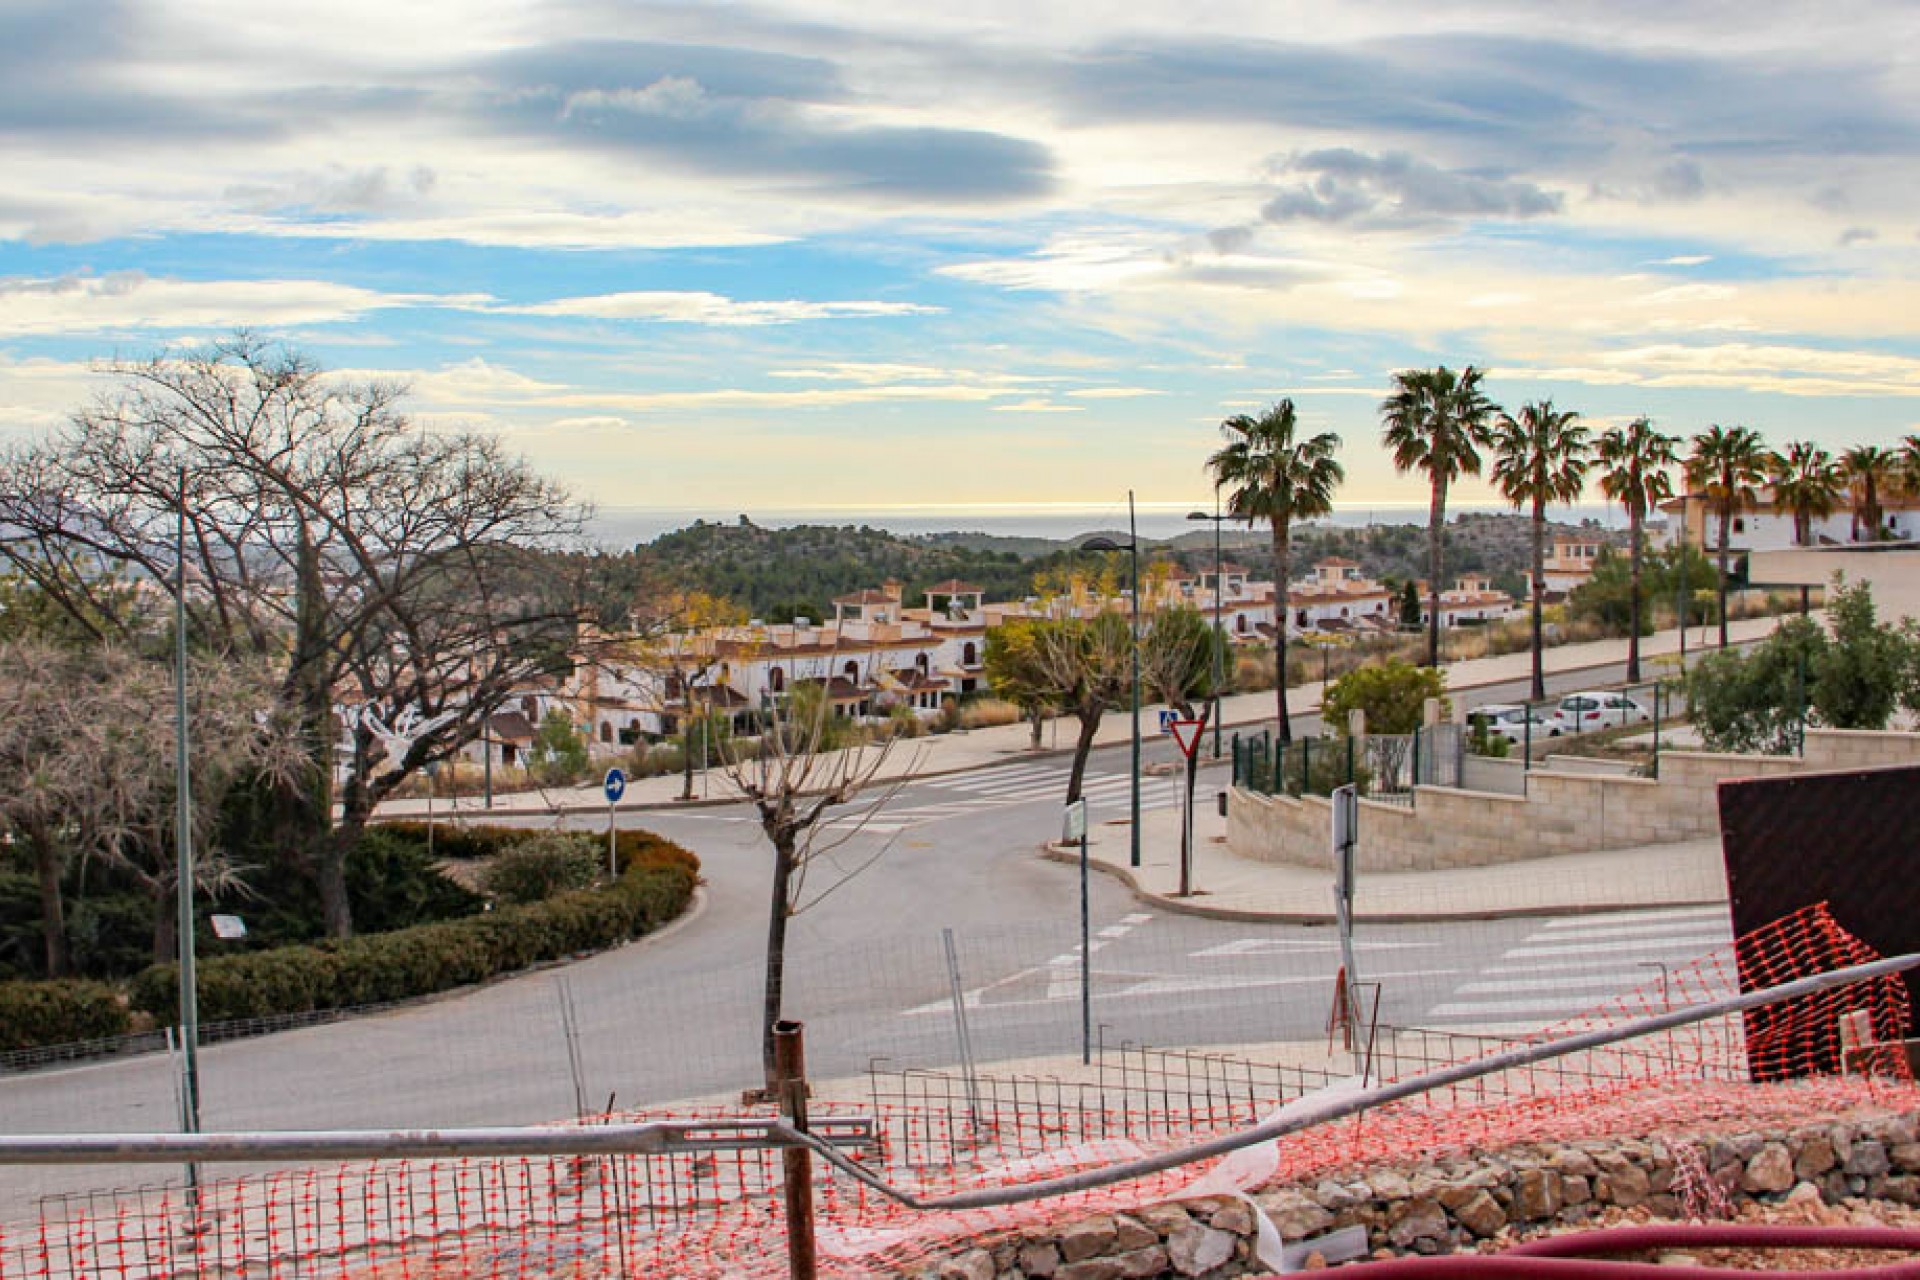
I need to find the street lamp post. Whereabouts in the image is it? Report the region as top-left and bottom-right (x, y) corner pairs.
(1186, 501), (1230, 757)
(1081, 492), (1142, 869)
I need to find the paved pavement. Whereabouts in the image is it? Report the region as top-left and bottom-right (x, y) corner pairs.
(384, 615), (1786, 925)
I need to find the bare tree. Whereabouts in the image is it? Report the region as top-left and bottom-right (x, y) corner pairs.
(0, 335), (593, 936)
(714, 666), (915, 1093)
(0, 641), (303, 967)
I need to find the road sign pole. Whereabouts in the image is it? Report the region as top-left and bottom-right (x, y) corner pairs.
(603, 768), (628, 880)
(1331, 784), (1362, 1074)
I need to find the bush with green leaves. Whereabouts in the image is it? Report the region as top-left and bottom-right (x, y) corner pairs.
(481, 832), (601, 904)
(1323, 660), (1449, 736)
(0, 978), (129, 1050)
(1686, 578), (1914, 754)
(129, 830), (698, 1029)
(526, 707), (590, 785)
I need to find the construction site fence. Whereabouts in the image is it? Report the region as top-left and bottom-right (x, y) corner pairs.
(3, 903), (1913, 1280)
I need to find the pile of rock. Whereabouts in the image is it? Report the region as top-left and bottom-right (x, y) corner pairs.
(914, 1107), (1920, 1279)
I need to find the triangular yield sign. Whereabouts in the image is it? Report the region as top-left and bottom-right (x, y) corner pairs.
(1170, 719), (1203, 758)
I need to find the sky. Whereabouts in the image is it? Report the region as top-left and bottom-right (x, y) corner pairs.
(2, 0), (1919, 530)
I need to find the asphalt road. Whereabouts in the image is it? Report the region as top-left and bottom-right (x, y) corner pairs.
(0, 705), (1734, 1220)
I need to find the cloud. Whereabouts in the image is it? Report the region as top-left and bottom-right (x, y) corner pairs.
(1260, 149), (1563, 229)
(1514, 342), (1920, 397)
(0, 272), (488, 337)
(472, 40), (1054, 204)
(991, 398), (1083, 413)
(514, 290), (940, 325)
(225, 165), (437, 216)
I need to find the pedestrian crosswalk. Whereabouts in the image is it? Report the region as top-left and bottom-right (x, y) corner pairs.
(921, 762), (1181, 814)
(825, 764), (1181, 835)
(688, 762), (1185, 837)
(1425, 906), (1735, 1025)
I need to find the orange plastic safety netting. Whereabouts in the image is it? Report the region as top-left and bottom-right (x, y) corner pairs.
(3, 903), (1913, 1279)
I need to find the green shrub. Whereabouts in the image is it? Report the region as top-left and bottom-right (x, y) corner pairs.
(481, 832), (600, 904)
(0, 978), (129, 1050)
(129, 835), (699, 1029)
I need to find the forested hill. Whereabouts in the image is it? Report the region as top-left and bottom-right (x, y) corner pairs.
(636, 518), (1082, 622)
(626, 513), (1620, 625)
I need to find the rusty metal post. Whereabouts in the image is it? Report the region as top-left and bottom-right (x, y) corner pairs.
(773, 1020), (817, 1280)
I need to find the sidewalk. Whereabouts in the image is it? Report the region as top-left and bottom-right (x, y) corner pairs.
(1049, 770), (1729, 924)
(385, 616), (1772, 923)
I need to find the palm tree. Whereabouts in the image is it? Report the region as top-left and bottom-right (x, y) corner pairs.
(1491, 401), (1590, 701)
(1768, 441), (1844, 614)
(1842, 444), (1897, 543)
(1901, 434), (1920, 501)
(1207, 399), (1343, 743)
(1380, 365), (1500, 667)
(1596, 418), (1679, 682)
(1685, 424), (1769, 648)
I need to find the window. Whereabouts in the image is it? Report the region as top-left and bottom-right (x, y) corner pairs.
(599, 722), (612, 744)
(843, 660), (860, 682)
(1733, 517), (1746, 533)
(768, 667), (785, 693)
(963, 642), (978, 666)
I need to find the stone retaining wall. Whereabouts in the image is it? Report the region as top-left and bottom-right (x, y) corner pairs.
(915, 1106), (1920, 1279)
(1227, 729), (1920, 873)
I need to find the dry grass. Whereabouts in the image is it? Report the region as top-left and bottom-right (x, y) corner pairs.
(958, 696), (1022, 729)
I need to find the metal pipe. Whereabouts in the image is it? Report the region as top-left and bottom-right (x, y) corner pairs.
(0, 1118), (874, 1165)
(800, 951), (1920, 1211)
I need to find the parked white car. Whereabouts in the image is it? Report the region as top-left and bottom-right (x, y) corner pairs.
(1552, 690), (1652, 734)
(1465, 702), (1560, 745)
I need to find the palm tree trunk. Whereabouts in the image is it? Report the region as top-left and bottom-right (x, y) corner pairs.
(1625, 503), (1644, 683)
(1426, 477), (1447, 668)
(1529, 497), (1546, 702)
(1273, 522), (1293, 743)
(1716, 504), (1732, 649)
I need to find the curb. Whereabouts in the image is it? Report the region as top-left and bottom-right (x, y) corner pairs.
(1040, 841), (1728, 926)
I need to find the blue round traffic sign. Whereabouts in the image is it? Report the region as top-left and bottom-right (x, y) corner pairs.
(603, 767), (627, 803)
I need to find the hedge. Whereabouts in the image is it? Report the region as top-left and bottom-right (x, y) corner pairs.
(0, 978), (130, 1051)
(130, 830), (699, 1028)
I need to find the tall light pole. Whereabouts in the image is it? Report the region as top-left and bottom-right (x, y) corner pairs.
(1081, 492), (1142, 869)
(1187, 500), (1230, 757)
(172, 468), (201, 1196)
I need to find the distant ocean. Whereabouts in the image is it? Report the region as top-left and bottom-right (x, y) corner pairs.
(590, 503), (1624, 547)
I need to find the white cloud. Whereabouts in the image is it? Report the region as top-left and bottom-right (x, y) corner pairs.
(991, 398), (1083, 413)
(513, 290), (940, 325)
(0, 272), (488, 337)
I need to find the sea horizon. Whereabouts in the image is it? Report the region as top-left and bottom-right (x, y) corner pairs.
(590, 502), (1625, 548)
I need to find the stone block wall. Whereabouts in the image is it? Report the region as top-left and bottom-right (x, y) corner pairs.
(913, 1107), (1920, 1278)
(1227, 729), (1920, 873)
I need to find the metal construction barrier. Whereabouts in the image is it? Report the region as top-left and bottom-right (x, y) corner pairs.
(3, 906), (1916, 1279)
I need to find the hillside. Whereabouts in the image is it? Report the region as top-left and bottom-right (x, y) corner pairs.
(627, 513), (1623, 622)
